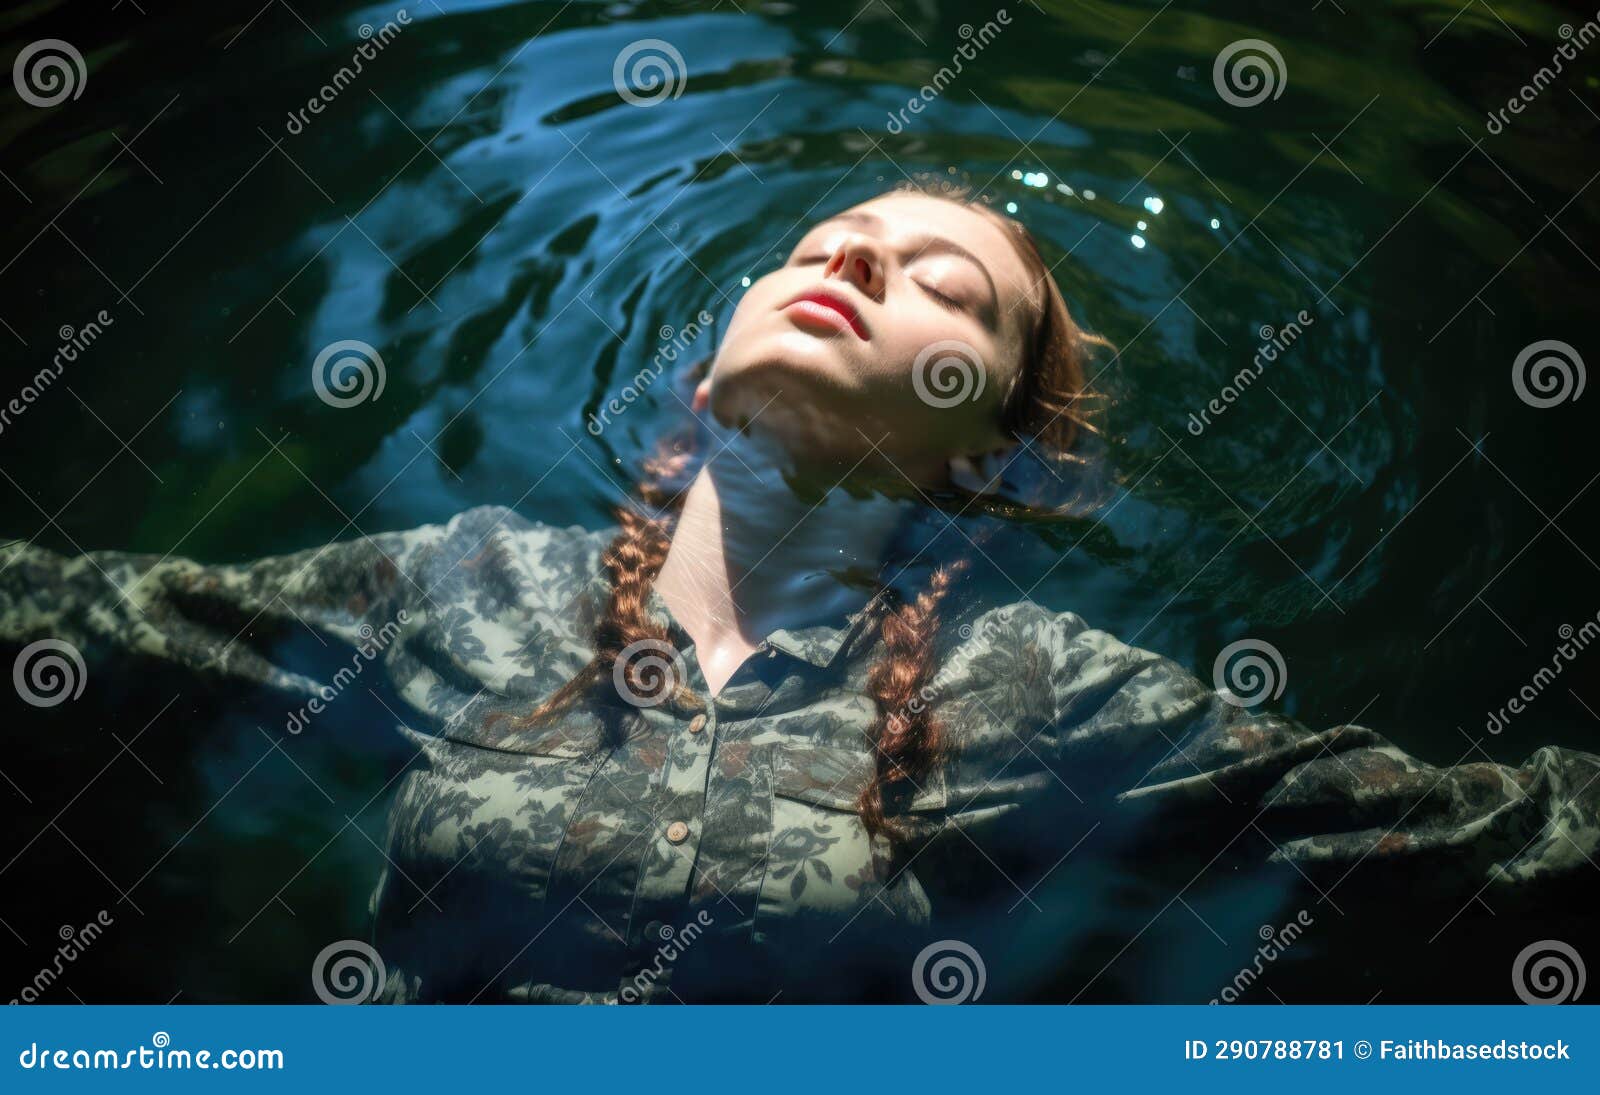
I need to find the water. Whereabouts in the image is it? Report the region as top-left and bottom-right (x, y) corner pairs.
(2, 0), (1596, 1002)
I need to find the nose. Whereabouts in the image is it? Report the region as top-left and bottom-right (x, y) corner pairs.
(823, 233), (886, 299)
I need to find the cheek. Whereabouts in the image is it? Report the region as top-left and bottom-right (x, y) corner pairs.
(880, 313), (1002, 402)
(714, 273), (801, 355)
(885, 328), (1021, 452)
(892, 304), (961, 349)
(716, 286), (767, 346)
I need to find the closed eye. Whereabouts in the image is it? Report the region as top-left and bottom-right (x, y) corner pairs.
(917, 281), (967, 313)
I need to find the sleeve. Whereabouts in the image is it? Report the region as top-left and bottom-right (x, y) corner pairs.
(0, 518), (451, 702)
(1036, 606), (1600, 897)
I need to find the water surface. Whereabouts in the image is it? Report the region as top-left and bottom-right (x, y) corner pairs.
(2, 0), (1597, 1002)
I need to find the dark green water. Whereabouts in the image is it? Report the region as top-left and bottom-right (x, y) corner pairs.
(1, 0), (1596, 1001)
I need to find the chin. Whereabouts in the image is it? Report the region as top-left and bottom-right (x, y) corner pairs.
(706, 373), (873, 476)
(710, 339), (860, 423)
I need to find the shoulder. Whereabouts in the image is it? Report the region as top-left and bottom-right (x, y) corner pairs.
(957, 598), (1210, 716)
(440, 505), (610, 569)
(416, 505), (613, 613)
(926, 599), (1223, 793)
(953, 598), (1100, 672)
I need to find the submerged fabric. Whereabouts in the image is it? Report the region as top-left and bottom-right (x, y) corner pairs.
(3, 506), (1596, 1002)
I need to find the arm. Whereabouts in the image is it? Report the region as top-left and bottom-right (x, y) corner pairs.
(1036, 607), (1600, 896)
(0, 519), (446, 700)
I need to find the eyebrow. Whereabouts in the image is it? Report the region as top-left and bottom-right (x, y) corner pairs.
(810, 210), (1000, 315)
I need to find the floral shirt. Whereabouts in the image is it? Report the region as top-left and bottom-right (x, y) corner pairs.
(3, 506), (1596, 1003)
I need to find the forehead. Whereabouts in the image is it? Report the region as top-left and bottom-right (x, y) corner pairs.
(811, 193), (1037, 307)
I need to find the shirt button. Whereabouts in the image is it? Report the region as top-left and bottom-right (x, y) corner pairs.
(665, 821), (690, 844)
(688, 714), (707, 734)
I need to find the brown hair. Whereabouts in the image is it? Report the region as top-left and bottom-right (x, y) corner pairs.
(514, 186), (1105, 841)
(854, 189), (1105, 836)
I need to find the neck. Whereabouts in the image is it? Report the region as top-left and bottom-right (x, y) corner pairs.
(654, 434), (911, 685)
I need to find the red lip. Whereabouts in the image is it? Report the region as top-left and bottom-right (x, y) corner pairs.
(782, 287), (868, 340)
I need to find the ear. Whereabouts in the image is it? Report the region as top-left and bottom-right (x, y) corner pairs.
(691, 376), (711, 414)
(947, 444), (1015, 495)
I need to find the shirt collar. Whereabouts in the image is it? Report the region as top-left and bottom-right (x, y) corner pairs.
(583, 572), (885, 671)
(764, 591), (887, 668)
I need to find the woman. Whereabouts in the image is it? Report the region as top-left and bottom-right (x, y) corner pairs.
(3, 187), (1596, 1003)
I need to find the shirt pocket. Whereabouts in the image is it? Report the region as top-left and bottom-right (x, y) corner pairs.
(753, 740), (945, 944)
(442, 708), (611, 758)
(408, 688), (618, 759)
(385, 730), (606, 900)
(376, 724), (610, 993)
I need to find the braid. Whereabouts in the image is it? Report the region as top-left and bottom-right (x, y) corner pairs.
(513, 443), (694, 740)
(845, 182), (1107, 837)
(857, 558), (970, 839)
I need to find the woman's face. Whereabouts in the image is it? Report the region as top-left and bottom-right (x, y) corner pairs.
(701, 192), (1038, 488)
